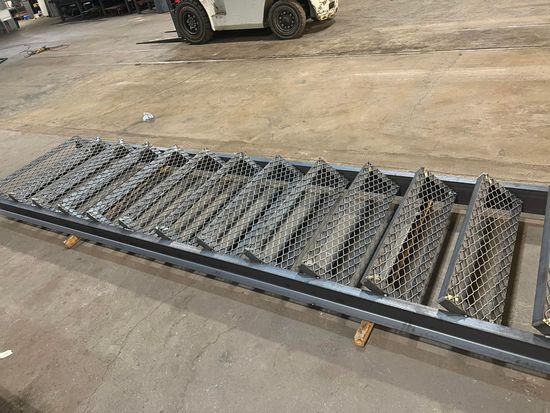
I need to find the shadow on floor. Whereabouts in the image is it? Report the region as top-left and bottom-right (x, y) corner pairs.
(138, 19), (335, 45)
(0, 386), (41, 413)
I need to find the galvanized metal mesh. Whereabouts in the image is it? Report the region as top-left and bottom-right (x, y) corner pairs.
(195, 156), (303, 255)
(297, 164), (399, 286)
(362, 169), (456, 303)
(86, 147), (191, 225)
(58, 145), (160, 219)
(117, 150), (224, 235)
(543, 274), (550, 328)
(31, 141), (131, 210)
(439, 174), (522, 324)
(155, 153), (261, 244)
(0, 137), (106, 204)
(243, 160), (348, 270)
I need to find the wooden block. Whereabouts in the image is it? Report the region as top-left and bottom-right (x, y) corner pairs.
(354, 320), (375, 347)
(64, 235), (81, 249)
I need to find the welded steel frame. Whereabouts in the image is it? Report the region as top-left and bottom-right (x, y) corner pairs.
(0, 150), (549, 375)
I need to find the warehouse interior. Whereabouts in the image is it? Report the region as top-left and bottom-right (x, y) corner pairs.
(1, 1), (550, 412)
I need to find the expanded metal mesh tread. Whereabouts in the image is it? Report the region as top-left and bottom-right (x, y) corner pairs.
(32, 142), (131, 210)
(87, 147), (191, 225)
(439, 174), (522, 324)
(243, 160), (348, 270)
(117, 150), (224, 235)
(156, 153), (261, 244)
(297, 164), (399, 287)
(58, 145), (160, 219)
(542, 275), (550, 329)
(0, 138), (106, 204)
(195, 156), (303, 256)
(362, 168), (456, 303)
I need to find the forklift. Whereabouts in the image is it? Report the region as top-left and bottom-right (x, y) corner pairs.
(166, 0), (338, 44)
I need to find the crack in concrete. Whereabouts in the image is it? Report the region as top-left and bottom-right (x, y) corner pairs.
(79, 283), (193, 413)
(406, 53), (462, 124)
(181, 325), (237, 400)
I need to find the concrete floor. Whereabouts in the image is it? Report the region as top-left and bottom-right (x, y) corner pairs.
(0, 1), (549, 412)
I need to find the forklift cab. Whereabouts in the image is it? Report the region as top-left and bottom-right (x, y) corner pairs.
(167, 0), (338, 44)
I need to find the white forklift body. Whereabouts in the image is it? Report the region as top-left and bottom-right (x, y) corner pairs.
(202, 0), (338, 30)
(170, 0), (338, 43)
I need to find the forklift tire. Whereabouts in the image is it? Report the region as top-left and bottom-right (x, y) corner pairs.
(175, 0), (214, 44)
(268, 0), (307, 40)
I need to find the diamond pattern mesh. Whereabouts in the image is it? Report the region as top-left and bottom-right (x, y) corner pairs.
(118, 150), (224, 235)
(155, 153), (261, 245)
(439, 174), (522, 324)
(243, 160), (348, 270)
(32, 142), (131, 210)
(362, 169), (456, 303)
(543, 273), (550, 327)
(87, 147), (191, 225)
(297, 164), (399, 286)
(58, 145), (160, 219)
(0, 137), (106, 203)
(195, 156), (303, 256)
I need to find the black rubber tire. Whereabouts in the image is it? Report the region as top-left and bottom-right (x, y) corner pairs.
(175, 0), (214, 45)
(268, 0), (307, 40)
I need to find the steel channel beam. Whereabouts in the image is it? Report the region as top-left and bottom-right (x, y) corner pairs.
(0, 198), (549, 375)
(533, 187), (550, 336)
